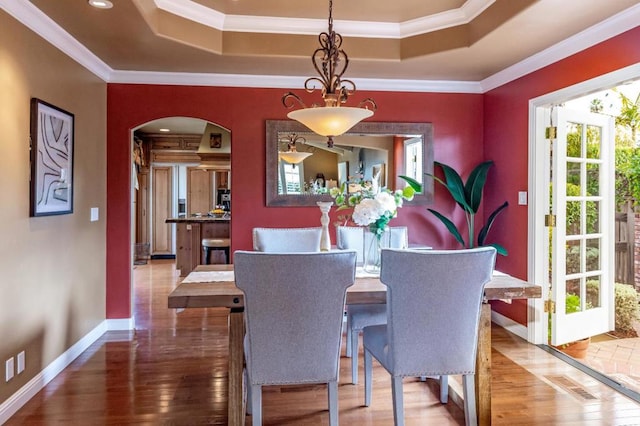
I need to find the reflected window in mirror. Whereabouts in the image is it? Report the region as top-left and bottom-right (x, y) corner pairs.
(266, 121), (433, 206)
(404, 137), (423, 182)
(279, 162), (304, 194)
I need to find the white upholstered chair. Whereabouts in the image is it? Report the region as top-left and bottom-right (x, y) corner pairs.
(252, 227), (322, 252)
(234, 250), (357, 426)
(363, 247), (496, 426)
(335, 225), (408, 384)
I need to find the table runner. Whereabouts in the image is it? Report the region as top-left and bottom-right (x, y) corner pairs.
(182, 270), (235, 283)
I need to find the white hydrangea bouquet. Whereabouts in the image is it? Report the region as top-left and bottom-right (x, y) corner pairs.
(329, 177), (415, 239)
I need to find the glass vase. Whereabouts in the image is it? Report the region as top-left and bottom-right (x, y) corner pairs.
(363, 232), (383, 274)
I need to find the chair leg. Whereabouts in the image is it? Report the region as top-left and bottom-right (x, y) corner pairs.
(246, 371), (252, 415)
(462, 374), (477, 426)
(351, 328), (359, 384)
(345, 316), (352, 358)
(250, 384), (262, 426)
(203, 247), (210, 265)
(391, 376), (405, 426)
(439, 375), (449, 404)
(364, 349), (373, 406)
(328, 380), (338, 426)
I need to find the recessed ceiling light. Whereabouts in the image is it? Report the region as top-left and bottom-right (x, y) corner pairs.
(88, 0), (113, 9)
(159, 128), (171, 132)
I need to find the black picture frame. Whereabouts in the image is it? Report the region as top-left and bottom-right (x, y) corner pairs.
(29, 98), (75, 216)
(210, 133), (222, 148)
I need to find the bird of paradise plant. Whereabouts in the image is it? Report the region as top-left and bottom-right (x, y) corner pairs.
(401, 160), (509, 255)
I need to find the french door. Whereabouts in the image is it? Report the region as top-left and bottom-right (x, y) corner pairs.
(548, 107), (615, 346)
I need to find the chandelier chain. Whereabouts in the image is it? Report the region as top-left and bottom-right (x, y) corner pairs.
(328, 0), (333, 32)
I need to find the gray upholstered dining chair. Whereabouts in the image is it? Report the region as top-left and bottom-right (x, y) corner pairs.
(234, 250), (357, 426)
(335, 225), (408, 384)
(362, 247), (496, 426)
(252, 227), (322, 252)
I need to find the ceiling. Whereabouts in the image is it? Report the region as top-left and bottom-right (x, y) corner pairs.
(10, 1), (639, 134)
(20, 0), (640, 85)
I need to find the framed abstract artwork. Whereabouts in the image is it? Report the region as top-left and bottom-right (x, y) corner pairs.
(29, 98), (75, 216)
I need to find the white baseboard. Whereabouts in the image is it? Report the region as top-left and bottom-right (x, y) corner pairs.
(107, 317), (135, 331)
(491, 310), (528, 340)
(0, 318), (131, 424)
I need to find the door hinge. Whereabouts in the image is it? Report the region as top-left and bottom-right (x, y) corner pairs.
(545, 214), (556, 227)
(544, 300), (556, 313)
(545, 126), (557, 139)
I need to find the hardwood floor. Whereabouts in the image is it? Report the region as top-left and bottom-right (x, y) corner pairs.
(6, 259), (640, 425)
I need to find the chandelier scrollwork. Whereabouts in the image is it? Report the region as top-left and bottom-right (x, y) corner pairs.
(282, 0), (376, 148)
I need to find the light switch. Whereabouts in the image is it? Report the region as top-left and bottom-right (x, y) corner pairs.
(518, 191), (527, 206)
(90, 207), (99, 222)
(17, 351), (25, 374)
(5, 358), (14, 382)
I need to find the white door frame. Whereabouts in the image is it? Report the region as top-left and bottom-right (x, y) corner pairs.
(527, 63), (640, 344)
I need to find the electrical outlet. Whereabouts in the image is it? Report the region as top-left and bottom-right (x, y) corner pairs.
(17, 351), (25, 374)
(5, 357), (14, 382)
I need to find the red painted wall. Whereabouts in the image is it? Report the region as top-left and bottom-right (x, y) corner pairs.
(107, 87), (484, 318)
(108, 26), (639, 321)
(484, 26), (640, 324)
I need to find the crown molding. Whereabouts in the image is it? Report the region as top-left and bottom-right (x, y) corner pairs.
(4, 0), (638, 94)
(225, 15), (401, 38)
(0, 0), (112, 81)
(153, 0), (385, 38)
(108, 70), (484, 94)
(155, 0), (495, 39)
(480, 3), (640, 92)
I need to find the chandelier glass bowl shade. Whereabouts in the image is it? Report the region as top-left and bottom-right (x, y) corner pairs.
(282, 0), (376, 148)
(278, 133), (313, 165)
(279, 151), (313, 165)
(287, 107), (373, 141)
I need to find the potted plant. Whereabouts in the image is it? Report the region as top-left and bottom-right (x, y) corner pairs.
(402, 160), (509, 255)
(548, 293), (591, 358)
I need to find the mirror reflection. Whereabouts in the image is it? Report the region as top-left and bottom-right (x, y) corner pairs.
(266, 121), (433, 206)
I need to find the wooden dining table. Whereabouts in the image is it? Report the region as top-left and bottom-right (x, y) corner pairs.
(168, 264), (542, 426)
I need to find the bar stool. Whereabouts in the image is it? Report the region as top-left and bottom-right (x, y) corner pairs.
(202, 238), (231, 264)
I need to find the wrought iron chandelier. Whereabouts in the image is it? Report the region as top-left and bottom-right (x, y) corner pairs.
(278, 133), (313, 165)
(282, 0), (376, 148)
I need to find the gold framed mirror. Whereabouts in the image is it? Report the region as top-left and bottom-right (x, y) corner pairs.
(266, 120), (434, 207)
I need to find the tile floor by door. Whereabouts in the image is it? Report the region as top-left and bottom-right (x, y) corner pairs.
(583, 336), (640, 395)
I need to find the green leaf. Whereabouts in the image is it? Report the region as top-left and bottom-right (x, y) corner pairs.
(465, 161), (493, 213)
(477, 201), (509, 247)
(402, 186), (415, 200)
(348, 194), (360, 206)
(434, 161), (471, 212)
(427, 208), (466, 247)
(487, 243), (508, 256)
(398, 175), (422, 192)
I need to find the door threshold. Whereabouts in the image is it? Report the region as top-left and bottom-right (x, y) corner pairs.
(538, 344), (640, 403)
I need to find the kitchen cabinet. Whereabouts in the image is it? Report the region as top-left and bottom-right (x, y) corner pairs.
(152, 166), (173, 255)
(166, 217), (231, 275)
